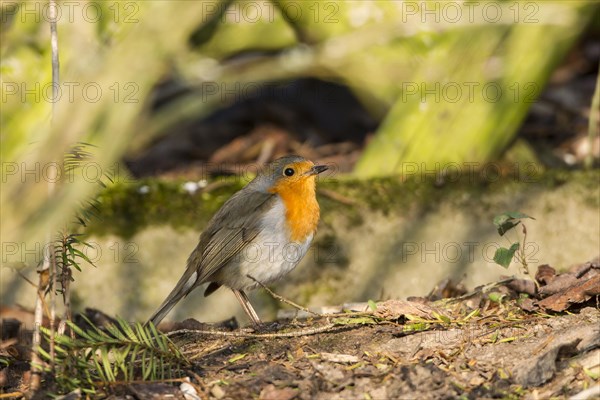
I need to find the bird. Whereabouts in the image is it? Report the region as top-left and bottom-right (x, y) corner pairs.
(147, 155), (328, 326)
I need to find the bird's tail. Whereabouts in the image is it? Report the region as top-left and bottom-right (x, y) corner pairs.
(146, 270), (199, 327)
(146, 295), (181, 327)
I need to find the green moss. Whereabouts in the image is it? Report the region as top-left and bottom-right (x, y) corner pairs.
(86, 169), (600, 238)
(88, 178), (245, 238)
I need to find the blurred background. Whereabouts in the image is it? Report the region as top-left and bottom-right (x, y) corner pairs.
(1, 1), (599, 325)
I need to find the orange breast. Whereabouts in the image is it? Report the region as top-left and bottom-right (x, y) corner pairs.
(269, 176), (320, 242)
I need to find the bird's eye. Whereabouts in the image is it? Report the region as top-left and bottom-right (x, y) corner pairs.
(284, 168), (295, 177)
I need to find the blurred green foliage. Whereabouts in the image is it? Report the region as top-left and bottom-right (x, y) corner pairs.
(354, 2), (596, 176)
(1, 0), (597, 245)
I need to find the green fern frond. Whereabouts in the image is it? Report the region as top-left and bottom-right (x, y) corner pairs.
(39, 316), (190, 395)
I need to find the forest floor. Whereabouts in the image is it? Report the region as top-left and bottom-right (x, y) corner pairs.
(1, 262), (598, 399)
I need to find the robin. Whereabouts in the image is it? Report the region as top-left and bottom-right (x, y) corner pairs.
(148, 155), (328, 326)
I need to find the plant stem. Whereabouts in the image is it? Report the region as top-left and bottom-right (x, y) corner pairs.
(586, 64), (600, 169)
(29, 271), (47, 393)
(520, 224), (533, 279)
(29, 0), (60, 394)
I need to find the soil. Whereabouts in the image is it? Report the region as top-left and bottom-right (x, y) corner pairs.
(165, 306), (599, 400)
(2, 270), (599, 399)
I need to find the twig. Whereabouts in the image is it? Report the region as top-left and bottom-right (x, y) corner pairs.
(166, 322), (345, 339)
(49, 236), (57, 373)
(58, 270), (73, 337)
(29, 269), (49, 393)
(585, 63), (600, 169)
(520, 224), (531, 277)
(94, 378), (189, 387)
(59, 236), (73, 337)
(47, 0), (60, 373)
(29, 1), (60, 394)
(0, 392), (25, 399)
(246, 274), (321, 317)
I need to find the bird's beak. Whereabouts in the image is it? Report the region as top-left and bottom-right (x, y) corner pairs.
(306, 165), (329, 176)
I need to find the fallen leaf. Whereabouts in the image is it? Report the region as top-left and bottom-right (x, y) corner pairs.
(569, 257), (600, 278)
(538, 273), (579, 296)
(374, 300), (438, 320)
(535, 264), (557, 285)
(426, 278), (467, 301)
(505, 278), (537, 296)
(537, 274), (600, 312)
(518, 297), (538, 312)
(320, 352), (360, 363)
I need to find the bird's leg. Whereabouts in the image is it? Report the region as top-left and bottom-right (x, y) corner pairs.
(232, 289), (262, 325)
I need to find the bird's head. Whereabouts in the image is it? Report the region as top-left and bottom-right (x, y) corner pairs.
(254, 155), (328, 195)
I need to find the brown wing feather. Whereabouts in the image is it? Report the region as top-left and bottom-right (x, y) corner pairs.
(193, 190), (275, 281)
(147, 189), (276, 326)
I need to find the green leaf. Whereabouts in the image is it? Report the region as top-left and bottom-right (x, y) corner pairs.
(37, 314), (189, 393)
(404, 314), (426, 322)
(37, 346), (52, 361)
(493, 243), (520, 268)
(228, 353), (247, 363)
(135, 322), (152, 347)
(100, 348), (115, 381)
(493, 212), (534, 236)
(367, 300), (378, 311)
(403, 322), (429, 332)
(105, 323), (126, 341)
(488, 292), (506, 303)
(72, 248), (93, 265)
(70, 259), (82, 271)
(142, 351), (151, 380)
(583, 367), (600, 380)
(463, 308), (480, 321)
(93, 353), (107, 382)
(432, 312), (451, 324)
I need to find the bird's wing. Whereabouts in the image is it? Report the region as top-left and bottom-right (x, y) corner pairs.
(193, 189), (277, 282)
(147, 189), (276, 326)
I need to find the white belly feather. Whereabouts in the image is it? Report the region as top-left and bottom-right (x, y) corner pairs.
(217, 198), (314, 291)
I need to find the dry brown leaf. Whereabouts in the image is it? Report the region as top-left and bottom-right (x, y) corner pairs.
(538, 274), (579, 296)
(535, 264), (557, 285)
(506, 278), (537, 296)
(374, 300), (438, 320)
(537, 274), (600, 312)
